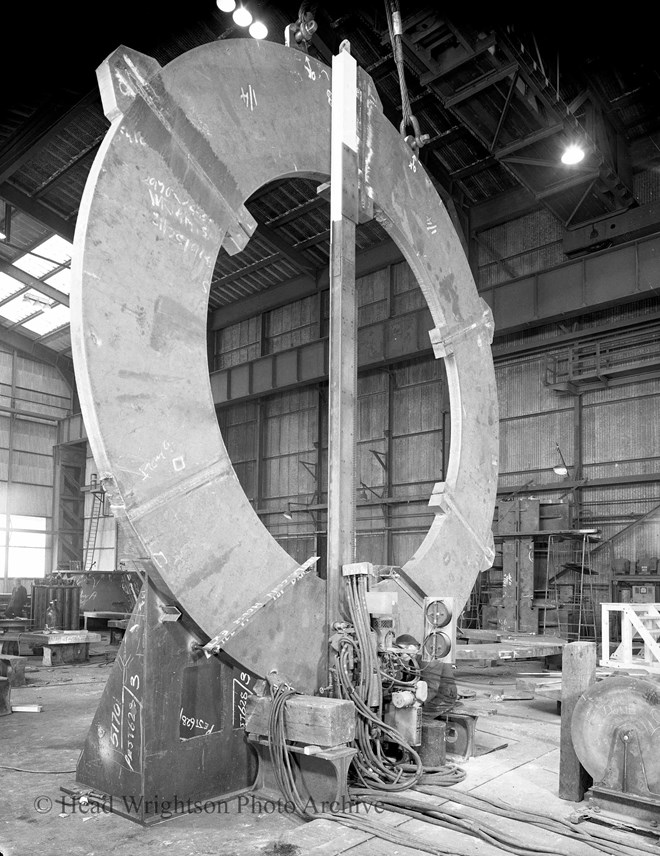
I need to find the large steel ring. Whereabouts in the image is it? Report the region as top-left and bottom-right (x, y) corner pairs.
(71, 40), (498, 692)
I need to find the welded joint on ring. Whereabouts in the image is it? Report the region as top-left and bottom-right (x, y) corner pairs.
(222, 205), (258, 256)
(429, 482), (495, 567)
(203, 555), (320, 655)
(100, 45), (257, 259)
(429, 302), (495, 359)
(98, 47), (164, 124)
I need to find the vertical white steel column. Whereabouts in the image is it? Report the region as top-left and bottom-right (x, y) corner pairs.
(327, 44), (359, 652)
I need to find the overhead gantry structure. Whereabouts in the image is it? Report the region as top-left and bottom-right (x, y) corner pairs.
(68, 37), (498, 819)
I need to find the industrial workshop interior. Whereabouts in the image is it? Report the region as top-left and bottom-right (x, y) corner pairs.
(2, 3), (660, 855)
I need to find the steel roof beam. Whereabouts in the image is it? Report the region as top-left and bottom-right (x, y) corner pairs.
(0, 259), (70, 306)
(420, 33), (497, 85)
(443, 62), (519, 108)
(493, 123), (565, 158)
(254, 222), (316, 273)
(0, 183), (75, 242)
(0, 91), (98, 184)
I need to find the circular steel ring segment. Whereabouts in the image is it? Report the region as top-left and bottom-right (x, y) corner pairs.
(572, 675), (660, 790)
(71, 40), (498, 691)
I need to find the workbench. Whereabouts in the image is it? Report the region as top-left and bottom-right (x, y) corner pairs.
(82, 610), (131, 631)
(0, 630), (101, 664)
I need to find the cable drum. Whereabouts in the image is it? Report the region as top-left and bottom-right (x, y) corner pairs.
(571, 675), (660, 791)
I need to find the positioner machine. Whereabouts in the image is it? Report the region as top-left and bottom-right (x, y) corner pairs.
(64, 34), (498, 823)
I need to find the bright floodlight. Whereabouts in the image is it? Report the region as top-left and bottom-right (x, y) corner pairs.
(249, 20), (268, 39)
(561, 144), (585, 165)
(216, 0), (236, 11)
(233, 5), (253, 26)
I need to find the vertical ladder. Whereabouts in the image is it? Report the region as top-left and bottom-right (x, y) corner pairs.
(83, 490), (103, 571)
(575, 533), (598, 641)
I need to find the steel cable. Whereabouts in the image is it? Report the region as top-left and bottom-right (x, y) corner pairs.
(384, 0), (412, 128)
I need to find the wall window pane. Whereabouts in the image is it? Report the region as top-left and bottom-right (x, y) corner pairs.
(1, 515), (49, 579)
(8, 547), (46, 578)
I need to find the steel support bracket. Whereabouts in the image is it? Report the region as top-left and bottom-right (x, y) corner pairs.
(429, 300), (495, 359)
(429, 483), (496, 570)
(97, 45), (257, 258)
(158, 604), (181, 623)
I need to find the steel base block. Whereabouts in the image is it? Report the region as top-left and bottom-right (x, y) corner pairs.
(0, 654), (26, 687)
(249, 735), (357, 809)
(74, 578), (258, 825)
(0, 676), (10, 716)
(43, 642), (89, 666)
(584, 785), (660, 831)
(440, 711), (477, 760)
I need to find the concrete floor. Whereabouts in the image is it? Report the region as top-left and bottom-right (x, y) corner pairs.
(0, 638), (653, 856)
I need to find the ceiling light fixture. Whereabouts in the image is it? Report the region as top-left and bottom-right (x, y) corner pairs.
(561, 143), (585, 165)
(0, 230), (5, 241)
(232, 5), (252, 26)
(552, 443), (570, 477)
(216, 0), (236, 11)
(249, 20), (268, 39)
(23, 293), (52, 308)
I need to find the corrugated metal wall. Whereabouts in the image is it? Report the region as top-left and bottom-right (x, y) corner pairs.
(0, 345), (71, 591)
(215, 262), (448, 571)
(477, 209), (565, 288)
(496, 348), (660, 614)
(213, 254), (660, 618)
(475, 170), (660, 293)
(497, 355), (573, 486)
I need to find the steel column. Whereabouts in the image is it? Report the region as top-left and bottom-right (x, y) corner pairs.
(327, 45), (359, 637)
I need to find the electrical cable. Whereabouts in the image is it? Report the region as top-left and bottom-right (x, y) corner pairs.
(267, 680), (312, 820)
(265, 572), (459, 811)
(317, 810), (467, 856)
(415, 784), (659, 856)
(333, 573), (424, 791)
(351, 791), (628, 856)
(399, 762), (466, 787)
(265, 571), (647, 854)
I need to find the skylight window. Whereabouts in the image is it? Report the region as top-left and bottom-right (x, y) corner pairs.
(0, 235), (73, 340)
(12, 234), (73, 278)
(22, 304), (70, 335)
(45, 266), (71, 295)
(0, 293), (43, 324)
(0, 271), (24, 302)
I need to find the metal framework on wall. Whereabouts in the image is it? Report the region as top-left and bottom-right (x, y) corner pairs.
(218, 358), (451, 571)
